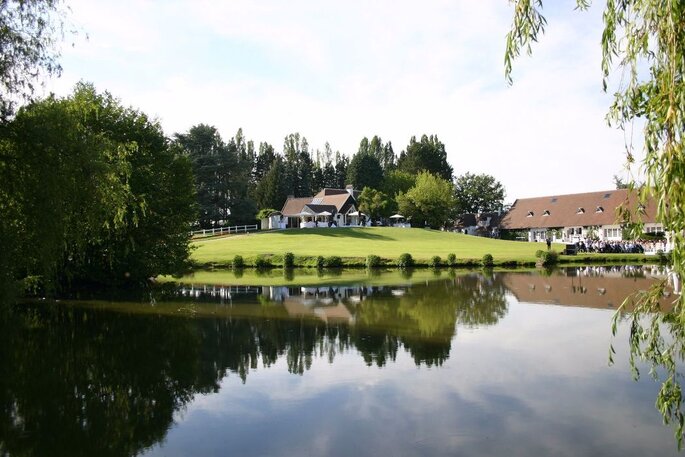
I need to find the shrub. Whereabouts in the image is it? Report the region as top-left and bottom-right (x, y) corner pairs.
(232, 255), (245, 269)
(397, 253), (414, 268)
(325, 256), (343, 268)
(316, 256), (325, 269)
(283, 252), (295, 268)
(366, 254), (381, 268)
(429, 255), (442, 268)
(482, 253), (494, 267)
(254, 255), (272, 269)
(539, 250), (559, 267)
(447, 253), (457, 266)
(535, 249), (545, 258)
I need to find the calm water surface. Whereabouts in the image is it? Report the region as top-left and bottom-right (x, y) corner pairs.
(0, 266), (681, 456)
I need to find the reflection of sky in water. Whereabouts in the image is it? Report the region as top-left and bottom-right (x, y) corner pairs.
(143, 295), (678, 457)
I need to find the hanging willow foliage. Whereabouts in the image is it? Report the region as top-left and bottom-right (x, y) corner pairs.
(505, 0), (685, 448)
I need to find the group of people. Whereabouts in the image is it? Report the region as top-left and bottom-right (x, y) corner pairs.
(573, 238), (667, 254)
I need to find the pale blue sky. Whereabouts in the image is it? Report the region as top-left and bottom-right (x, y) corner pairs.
(46, 0), (640, 202)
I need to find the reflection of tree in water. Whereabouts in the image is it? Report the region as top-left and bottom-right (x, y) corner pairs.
(352, 274), (507, 366)
(0, 306), (203, 457)
(0, 275), (508, 456)
(452, 273), (508, 327)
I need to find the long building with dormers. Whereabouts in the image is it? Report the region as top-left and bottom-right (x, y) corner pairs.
(499, 189), (664, 243)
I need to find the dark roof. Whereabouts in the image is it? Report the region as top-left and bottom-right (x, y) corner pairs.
(303, 204), (338, 214)
(455, 213), (477, 227)
(316, 188), (349, 196)
(500, 189), (658, 229)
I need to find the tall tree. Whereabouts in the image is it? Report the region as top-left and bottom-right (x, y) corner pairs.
(506, 0), (685, 445)
(347, 148), (384, 191)
(396, 171), (456, 229)
(226, 129), (257, 225)
(253, 142), (276, 183)
(253, 157), (289, 211)
(174, 124), (229, 228)
(454, 173), (505, 214)
(283, 133), (314, 197)
(333, 152), (349, 189)
(397, 134), (453, 181)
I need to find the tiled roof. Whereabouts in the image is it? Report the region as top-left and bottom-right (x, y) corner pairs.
(281, 189), (356, 217)
(281, 197), (313, 217)
(500, 189), (658, 229)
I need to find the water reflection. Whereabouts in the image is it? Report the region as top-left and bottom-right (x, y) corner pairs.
(0, 266), (679, 456)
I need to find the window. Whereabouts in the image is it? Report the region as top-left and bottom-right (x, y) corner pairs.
(576, 207), (585, 214)
(596, 206), (604, 213)
(526, 211), (534, 217)
(603, 227), (621, 238)
(543, 210), (550, 216)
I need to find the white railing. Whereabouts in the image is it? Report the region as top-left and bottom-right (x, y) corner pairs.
(191, 224), (258, 238)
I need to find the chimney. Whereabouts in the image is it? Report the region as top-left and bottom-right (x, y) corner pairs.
(345, 184), (353, 196)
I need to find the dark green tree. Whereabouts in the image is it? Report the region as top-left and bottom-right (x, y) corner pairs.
(253, 157), (289, 211)
(397, 134), (453, 181)
(347, 149), (384, 190)
(283, 133), (314, 197)
(174, 124), (228, 228)
(334, 152), (349, 188)
(225, 129), (257, 225)
(454, 172), (505, 214)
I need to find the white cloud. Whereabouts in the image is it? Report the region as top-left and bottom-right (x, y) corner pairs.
(44, 0), (640, 200)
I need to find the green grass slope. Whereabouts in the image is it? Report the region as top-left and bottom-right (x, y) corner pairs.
(191, 227), (554, 266)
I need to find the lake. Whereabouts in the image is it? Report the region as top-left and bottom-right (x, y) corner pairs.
(0, 266), (682, 456)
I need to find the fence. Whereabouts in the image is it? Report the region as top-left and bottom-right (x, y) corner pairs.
(191, 224), (258, 238)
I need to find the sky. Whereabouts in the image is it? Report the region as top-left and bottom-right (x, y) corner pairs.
(44, 0), (642, 203)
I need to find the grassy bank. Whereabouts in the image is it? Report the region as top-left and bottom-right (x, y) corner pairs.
(189, 227), (655, 268)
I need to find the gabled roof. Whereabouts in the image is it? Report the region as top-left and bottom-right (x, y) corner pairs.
(281, 188), (356, 217)
(303, 204), (338, 214)
(500, 189), (658, 229)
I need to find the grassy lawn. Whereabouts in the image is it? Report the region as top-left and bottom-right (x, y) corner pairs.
(191, 227), (562, 266)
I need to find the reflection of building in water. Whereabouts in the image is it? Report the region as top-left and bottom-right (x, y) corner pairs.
(178, 283), (410, 324)
(503, 266), (678, 311)
(265, 285), (407, 324)
(178, 285), (262, 304)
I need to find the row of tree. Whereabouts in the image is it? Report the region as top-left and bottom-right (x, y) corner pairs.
(174, 125), (505, 228)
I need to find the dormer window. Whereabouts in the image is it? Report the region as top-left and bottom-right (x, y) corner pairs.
(596, 206), (604, 213)
(638, 204), (646, 214)
(526, 211), (534, 217)
(576, 207), (585, 214)
(543, 210), (550, 216)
